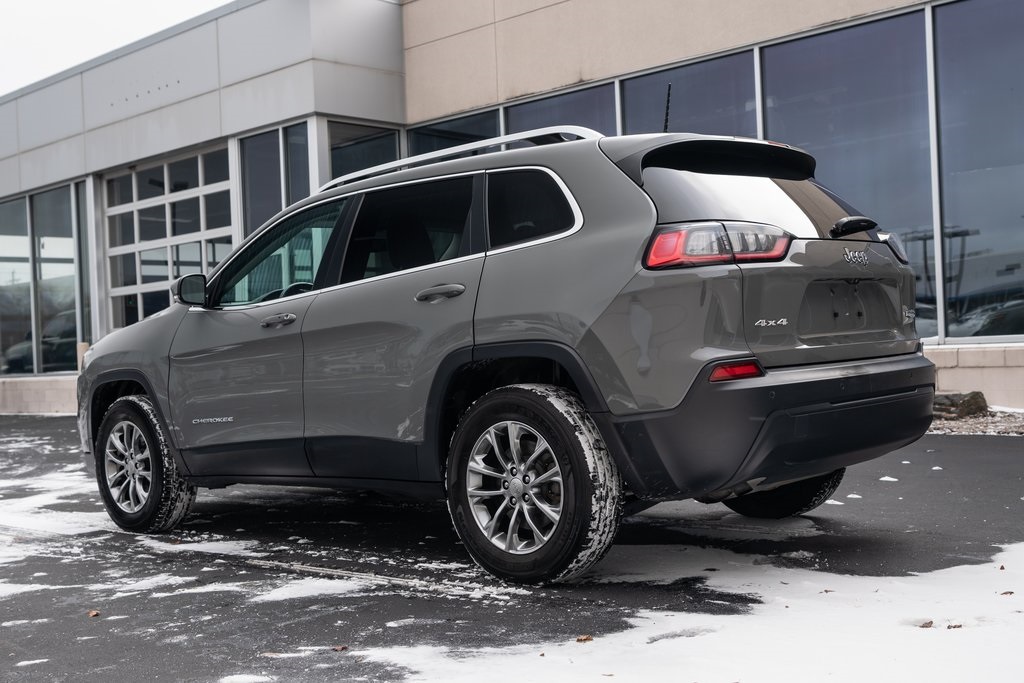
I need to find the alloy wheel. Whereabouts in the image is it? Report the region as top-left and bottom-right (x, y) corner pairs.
(465, 420), (564, 554)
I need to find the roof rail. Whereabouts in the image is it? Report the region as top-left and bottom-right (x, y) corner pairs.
(317, 125), (602, 193)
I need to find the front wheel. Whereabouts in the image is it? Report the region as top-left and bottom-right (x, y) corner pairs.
(446, 384), (622, 584)
(95, 395), (196, 532)
(722, 468), (845, 519)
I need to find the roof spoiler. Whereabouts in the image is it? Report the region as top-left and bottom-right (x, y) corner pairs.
(599, 135), (816, 185)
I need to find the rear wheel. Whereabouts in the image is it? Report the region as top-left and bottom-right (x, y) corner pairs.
(95, 395), (196, 532)
(722, 468), (845, 519)
(446, 384), (622, 584)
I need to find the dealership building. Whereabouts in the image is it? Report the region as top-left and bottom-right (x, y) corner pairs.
(1, 0), (1022, 412)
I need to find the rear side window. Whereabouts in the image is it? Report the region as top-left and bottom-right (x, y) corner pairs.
(487, 170), (575, 249)
(340, 176), (473, 283)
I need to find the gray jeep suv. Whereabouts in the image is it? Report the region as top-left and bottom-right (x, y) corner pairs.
(78, 127), (934, 583)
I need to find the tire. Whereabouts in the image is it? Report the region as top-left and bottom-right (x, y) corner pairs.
(94, 395), (196, 532)
(722, 468), (845, 519)
(446, 384), (622, 584)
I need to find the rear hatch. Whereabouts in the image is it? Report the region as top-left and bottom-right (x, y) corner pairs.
(602, 135), (918, 368)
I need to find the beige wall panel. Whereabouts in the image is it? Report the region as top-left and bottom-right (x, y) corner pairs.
(217, 0), (314, 87)
(406, 0), (923, 120)
(19, 136), (85, 191)
(494, 0), (563, 22)
(0, 156), (19, 199)
(937, 366), (1024, 409)
(16, 77), (84, 151)
(312, 0), (405, 73)
(403, 0), (495, 47)
(220, 62), (316, 135)
(312, 60), (405, 124)
(496, 0), (921, 102)
(405, 25), (498, 122)
(0, 102), (17, 158)
(82, 23), (220, 130)
(85, 93), (222, 172)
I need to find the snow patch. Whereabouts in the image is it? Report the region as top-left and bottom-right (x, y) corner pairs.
(362, 543), (1024, 682)
(219, 676), (276, 683)
(250, 577), (367, 603)
(88, 573), (196, 594)
(0, 582), (68, 598)
(879, 476), (899, 482)
(15, 659), (49, 667)
(846, 494), (863, 499)
(135, 536), (267, 557)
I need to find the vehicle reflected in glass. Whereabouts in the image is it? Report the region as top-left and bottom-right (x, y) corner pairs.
(1, 310), (78, 373)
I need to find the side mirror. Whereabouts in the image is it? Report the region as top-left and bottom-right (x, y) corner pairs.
(174, 273), (207, 307)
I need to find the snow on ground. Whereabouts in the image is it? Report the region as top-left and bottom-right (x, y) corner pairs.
(249, 577), (367, 602)
(135, 536), (268, 558)
(360, 542), (1023, 682)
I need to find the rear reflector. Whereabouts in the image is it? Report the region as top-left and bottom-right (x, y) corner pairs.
(709, 360), (764, 382)
(645, 222), (791, 269)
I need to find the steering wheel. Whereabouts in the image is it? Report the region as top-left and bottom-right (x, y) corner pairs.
(280, 281), (313, 298)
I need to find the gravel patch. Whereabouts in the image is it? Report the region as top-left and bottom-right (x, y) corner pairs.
(928, 409), (1024, 436)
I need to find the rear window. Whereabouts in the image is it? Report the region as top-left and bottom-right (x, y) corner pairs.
(642, 167), (866, 239)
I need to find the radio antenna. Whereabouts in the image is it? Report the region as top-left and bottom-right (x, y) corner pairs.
(663, 82), (673, 133)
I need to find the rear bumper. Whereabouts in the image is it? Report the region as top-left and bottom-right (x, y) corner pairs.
(595, 353), (935, 501)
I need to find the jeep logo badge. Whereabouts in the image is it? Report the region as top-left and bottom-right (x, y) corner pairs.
(843, 247), (869, 266)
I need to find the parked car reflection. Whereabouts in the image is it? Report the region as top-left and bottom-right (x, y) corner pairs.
(1, 310), (78, 373)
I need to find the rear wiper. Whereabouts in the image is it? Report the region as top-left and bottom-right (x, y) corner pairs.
(830, 215), (877, 238)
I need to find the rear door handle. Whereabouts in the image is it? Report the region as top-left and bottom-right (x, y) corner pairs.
(415, 283), (466, 303)
(260, 313), (297, 328)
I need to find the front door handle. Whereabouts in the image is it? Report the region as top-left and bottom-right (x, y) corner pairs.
(260, 312), (297, 328)
(414, 283), (466, 303)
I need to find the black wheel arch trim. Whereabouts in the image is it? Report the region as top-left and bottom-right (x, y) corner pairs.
(87, 369), (191, 476)
(417, 340), (615, 484)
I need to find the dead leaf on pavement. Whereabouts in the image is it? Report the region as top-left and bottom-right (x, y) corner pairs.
(919, 620), (934, 629)
(332, 646), (349, 652)
(1001, 591), (1014, 596)
(577, 635), (594, 643)
(1000, 565), (1005, 570)
(821, 589), (835, 594)
(947, 624), (963, 630)
(87, 610), (100, 618)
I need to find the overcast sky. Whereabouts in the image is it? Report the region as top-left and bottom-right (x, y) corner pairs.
(0, 0), (231, 98)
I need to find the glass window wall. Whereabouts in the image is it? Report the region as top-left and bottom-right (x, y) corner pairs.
(408, 111), (500, 156)
(241, 130), (282, 236)
(762, 13), (934, 330)
(622, 51), (756, 136)
(936, 0), (1024, 338)
(31, 187), (78, 372)
(328, 122), (398, 179)
(105, 146), (233, 329)
(506, 84), (616, 135)
(0, 199), (33, 374)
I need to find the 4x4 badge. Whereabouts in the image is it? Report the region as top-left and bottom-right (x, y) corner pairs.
(843, 247), (869, 266)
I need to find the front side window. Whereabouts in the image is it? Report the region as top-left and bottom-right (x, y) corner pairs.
(340, 177), (474, 284)
(487, 170), (575, 249)
(216, 201), (345, 307)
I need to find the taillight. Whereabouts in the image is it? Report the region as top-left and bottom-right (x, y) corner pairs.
(646, 222), (732, 268)
(709, 360), (764, 382)
(644, 222), (791, 269)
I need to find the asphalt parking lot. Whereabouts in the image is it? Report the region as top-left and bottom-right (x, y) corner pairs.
(1, 414), (1021, 682)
